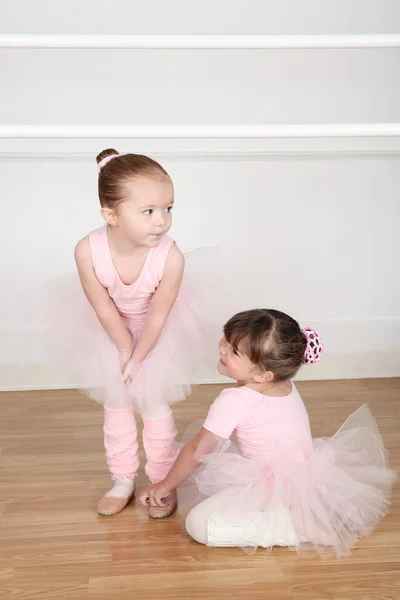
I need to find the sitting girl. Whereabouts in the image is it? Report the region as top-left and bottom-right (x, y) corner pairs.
(140, 308), (395, 556)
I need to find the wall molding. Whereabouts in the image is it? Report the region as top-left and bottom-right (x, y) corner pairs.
(1, 124), (400, 139)
(1, 149), (400, 163)
(1, 34), (400, 49)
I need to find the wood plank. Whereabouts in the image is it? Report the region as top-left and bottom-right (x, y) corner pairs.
(0, 379), (399, 599)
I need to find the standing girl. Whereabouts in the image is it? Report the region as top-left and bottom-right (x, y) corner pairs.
(51, 149), (218, 516)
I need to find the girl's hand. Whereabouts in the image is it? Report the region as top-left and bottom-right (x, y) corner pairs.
(121, 355), (141, 382)
(119, 349), (132, 371)
(140, 481), (174, 508)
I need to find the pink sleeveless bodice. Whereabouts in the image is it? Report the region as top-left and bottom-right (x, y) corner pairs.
(88, 226), (174, 326)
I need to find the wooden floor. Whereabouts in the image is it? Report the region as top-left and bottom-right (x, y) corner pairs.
(0, 379), (399, 600)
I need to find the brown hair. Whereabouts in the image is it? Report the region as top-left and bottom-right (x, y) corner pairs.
(96, 148), (170, 210)
(224, 308), (307, 382)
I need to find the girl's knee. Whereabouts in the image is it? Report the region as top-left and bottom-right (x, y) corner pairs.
(185, 508), (208, 545)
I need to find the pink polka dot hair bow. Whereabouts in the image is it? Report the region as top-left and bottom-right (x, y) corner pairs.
(301, 327), (324, 364)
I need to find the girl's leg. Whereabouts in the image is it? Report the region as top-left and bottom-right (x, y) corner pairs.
(141, 403), (179, 518)
(98, 341), (140, 516)
(185, 489), (233, 545)
(185, 490), (300, 548)
(98, 407), (139, 515)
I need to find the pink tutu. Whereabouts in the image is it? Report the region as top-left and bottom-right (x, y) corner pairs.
(43, 247), (221, 413)
(178, 404), (396, 557)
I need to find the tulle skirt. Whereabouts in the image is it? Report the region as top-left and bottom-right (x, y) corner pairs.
(43, 247), (222, 413)
(178, 404), (396, 557)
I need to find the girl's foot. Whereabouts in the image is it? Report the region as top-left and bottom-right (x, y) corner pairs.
(148, 491), (178, 519)
(97, 479), (135, 516)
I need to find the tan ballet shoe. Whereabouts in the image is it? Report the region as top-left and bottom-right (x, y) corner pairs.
(148, 491), (177, 519)
(97, 489), (135, 516)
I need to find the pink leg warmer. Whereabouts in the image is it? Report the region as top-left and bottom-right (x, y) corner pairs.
(104, 408), (140, 480)
(142, 411), (179, 483)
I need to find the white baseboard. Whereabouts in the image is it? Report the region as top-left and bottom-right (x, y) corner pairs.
(0, 353), (398, 392)
(1, 318), (399, 391)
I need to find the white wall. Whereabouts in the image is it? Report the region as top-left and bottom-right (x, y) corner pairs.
(1, 1), (400, 389)
(1, 0), (399, 34)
